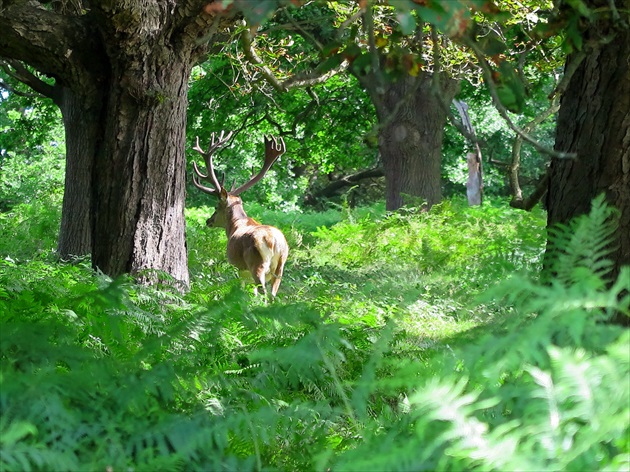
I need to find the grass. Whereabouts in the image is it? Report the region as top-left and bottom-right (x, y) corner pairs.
(182, 196), (548, 392)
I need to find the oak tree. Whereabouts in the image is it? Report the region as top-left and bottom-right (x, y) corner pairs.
(0, 0), (243, 287)
(547, 0), (630, 280)
(238, 3), (461, 211)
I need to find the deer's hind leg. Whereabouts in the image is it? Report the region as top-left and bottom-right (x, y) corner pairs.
(251, 264), (269, 297)
(270, 251), (288, 297)
(241, 244), (268, 298)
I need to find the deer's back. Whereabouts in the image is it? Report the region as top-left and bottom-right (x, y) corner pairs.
(227, 224), (288, 271)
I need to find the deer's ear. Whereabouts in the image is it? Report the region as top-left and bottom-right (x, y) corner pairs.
(220, 188), (228, 199)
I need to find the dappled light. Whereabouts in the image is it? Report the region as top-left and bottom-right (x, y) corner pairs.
(2, 194), (628, 470)
(1, 0), (628, 469)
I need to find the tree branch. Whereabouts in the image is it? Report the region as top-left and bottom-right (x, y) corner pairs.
(337, 8), (363, 42)
(431, 26), (480, 146)
(307, 167), (384, 202)
(0, 59), (56, 99)
(362, 1), (383, 95)
(0, 2), (89, 80)
(0, 1), (105, 94)
(453, 98), (483, 158)
(509, 172), (549, 211)
(276, 7), (325, 53)
(509, 95), (560, 207)
(464, 37), (576, 160)
(0, 78), (40, 98)
(240, 27), (347, 93)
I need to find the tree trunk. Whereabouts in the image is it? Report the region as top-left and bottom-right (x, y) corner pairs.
(371, 75), (459, 211)
(454, 100), (483, 206)
(91, 51), (192, 288)
(547, 12), (630, 281)
(466, 152), (483, 206)
(56, 86), (101, 258)
(0, 2), (225, 288)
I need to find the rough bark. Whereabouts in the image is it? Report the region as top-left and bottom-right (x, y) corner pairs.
(547, 4), (630, 282)
(92, 51), (192, 286)
(367, 74), (459, 211)
(56, 86), (102, 258)
(0, 1), (231, 288)
(0, 3), (106, 258)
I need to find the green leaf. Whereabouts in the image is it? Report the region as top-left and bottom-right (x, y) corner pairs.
(236, 0), (279, 26)
(477, 32), (507, 56)
(318, 53), (344, 74)
(397, 11), (417, 35)
(496, 83), (518, 112)
(350, 52), (373, 76)
(0, 422), (38, 446)
(566, 18), (584, 51)
(415, 5), (446, 28)
(321, 41), (343, 58)
(343, 43), (362, 61)
(566, 0), (593, 18)
(496, 61), (526, 113)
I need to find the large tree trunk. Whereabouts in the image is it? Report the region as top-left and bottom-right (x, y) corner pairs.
(0, 2), (224, 289)
(372, 75), (459, 211)
(547, 9), (630, 281)
(91, 39), (192, 287)
(57, 86), (101, 258)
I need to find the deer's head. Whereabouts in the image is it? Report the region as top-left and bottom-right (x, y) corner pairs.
(191, 131), (286, 230)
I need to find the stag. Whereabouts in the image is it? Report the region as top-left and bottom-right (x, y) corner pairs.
(192, 131), (289, 299)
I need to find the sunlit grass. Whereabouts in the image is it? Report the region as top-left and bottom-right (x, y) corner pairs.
(184, 196), (547, 360)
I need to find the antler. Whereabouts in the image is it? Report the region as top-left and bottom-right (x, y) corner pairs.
(231, 135), (286, 196)
(191, 130), (233, 195)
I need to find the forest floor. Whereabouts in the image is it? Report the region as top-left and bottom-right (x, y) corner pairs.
(2, 196), (627, 471)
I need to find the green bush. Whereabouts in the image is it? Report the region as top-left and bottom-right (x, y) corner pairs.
(0, 198), (61, 261)
(0, 97), (65, 212)
(330, 195), (629, 471)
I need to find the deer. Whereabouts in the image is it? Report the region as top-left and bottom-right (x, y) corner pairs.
(191, 130), (289, 300)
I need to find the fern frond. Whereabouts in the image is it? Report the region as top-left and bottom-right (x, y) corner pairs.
(547, 194), (619, 286)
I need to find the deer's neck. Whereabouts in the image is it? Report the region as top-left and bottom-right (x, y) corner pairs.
(226, 201), (256, 236)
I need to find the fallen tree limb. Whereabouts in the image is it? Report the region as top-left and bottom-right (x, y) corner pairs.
(305, 167), (384, 204)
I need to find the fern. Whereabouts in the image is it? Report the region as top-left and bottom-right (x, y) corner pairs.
(546, 194), (620, 285)
(1, 196), (627, 471)
(327, 196), (629, 471)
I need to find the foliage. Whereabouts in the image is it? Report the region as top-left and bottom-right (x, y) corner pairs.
(0, 198), (61, 260)
(443, 77), (557, 198)
(185, 0), (573, 207)
(1, 0), (571, 211)
(186, 45), (377, 209)
(2, 187), (627, 470)
(1, 3), (627, 464)
(0, 90), (64, 258)
(300, 198), (545, 286)
(0, 91), (65, 211)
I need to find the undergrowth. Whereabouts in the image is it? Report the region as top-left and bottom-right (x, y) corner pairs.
(1, 196), (628, 471)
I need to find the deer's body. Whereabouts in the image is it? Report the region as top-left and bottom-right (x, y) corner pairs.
(192, 131), (289, 299)
(211, 194), (288, 297)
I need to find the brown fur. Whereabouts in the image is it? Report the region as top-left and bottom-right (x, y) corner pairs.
(208, 192), (288, 298)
